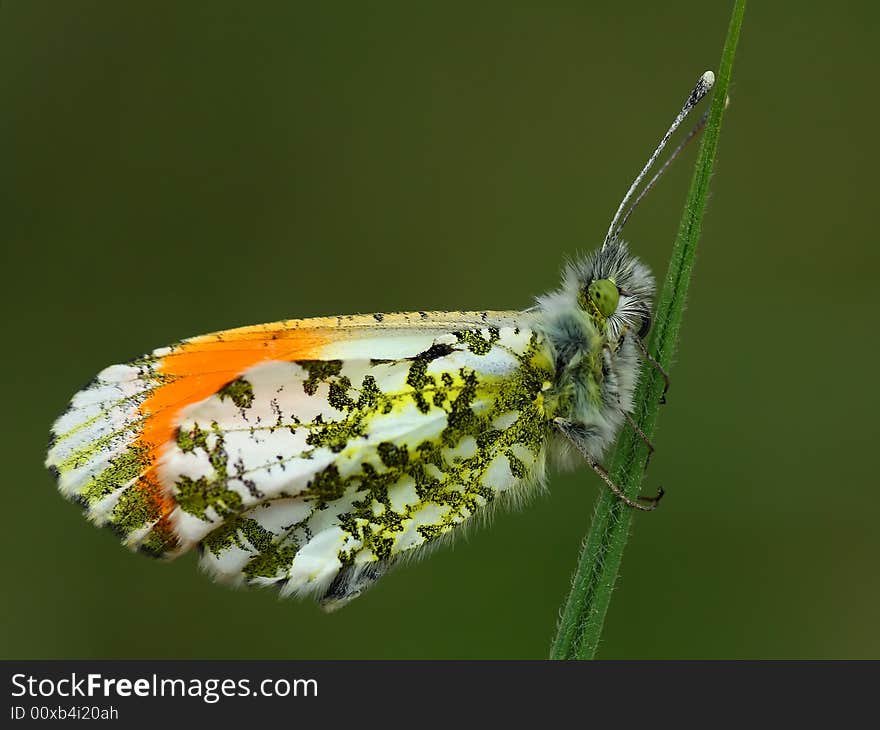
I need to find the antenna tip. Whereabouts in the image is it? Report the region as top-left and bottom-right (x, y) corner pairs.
(687, 71), (715, 108)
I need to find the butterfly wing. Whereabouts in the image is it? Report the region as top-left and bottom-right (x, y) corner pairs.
(46, 311), (555, 607)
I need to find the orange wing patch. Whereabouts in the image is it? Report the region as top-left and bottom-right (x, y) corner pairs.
(132, 323), (328, 556)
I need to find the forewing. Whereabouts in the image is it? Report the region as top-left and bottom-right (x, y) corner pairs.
(46, 311), (555, 605)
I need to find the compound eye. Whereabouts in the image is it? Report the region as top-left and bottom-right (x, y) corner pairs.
(587, 279), (619, 317)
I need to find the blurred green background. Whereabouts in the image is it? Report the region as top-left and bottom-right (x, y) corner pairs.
(2, 1), (877, 659)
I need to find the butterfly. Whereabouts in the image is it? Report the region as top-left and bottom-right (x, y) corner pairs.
(45, 71), (714, 610)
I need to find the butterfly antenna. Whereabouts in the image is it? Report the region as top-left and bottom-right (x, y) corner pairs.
(616, 94), (730, 238)
(602, 70), (715, 250)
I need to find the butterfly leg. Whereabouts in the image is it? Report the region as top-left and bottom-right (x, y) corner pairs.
(554, 418), (664, 511)
(601, 343), (657, 468)
(620, 408), (656, 468)
(634, 336), (670, 404)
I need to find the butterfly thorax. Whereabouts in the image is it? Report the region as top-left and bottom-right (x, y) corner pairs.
(533, 241), (655, 460)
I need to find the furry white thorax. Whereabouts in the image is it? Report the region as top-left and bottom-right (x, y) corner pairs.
(533, 240), (655, 461)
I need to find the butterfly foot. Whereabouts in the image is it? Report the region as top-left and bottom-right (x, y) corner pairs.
(637, 486), (665, 509)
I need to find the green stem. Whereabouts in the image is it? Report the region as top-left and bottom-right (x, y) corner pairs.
(549, 0), (745, 660)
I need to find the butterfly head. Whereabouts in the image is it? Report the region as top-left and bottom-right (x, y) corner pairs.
(572, 240), (655, 346)
(535, 240), (655, 359)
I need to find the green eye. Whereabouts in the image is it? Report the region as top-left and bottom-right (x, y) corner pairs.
(587, 279), (619, 317)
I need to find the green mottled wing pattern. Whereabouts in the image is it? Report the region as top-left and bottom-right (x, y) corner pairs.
(179, 323), (556, 608)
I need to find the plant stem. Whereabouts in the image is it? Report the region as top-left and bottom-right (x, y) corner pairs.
(549, 0), (745, 660)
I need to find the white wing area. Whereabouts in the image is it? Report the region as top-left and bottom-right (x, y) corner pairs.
(165, 356), (450, 547)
